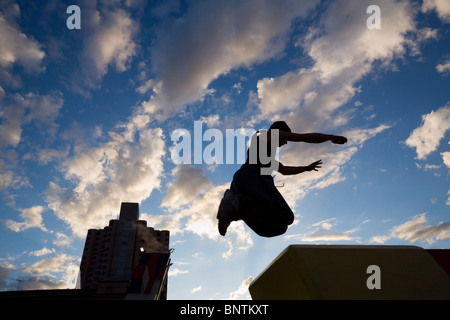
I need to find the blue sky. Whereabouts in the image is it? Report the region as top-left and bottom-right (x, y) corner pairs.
(0, 0), (449, 299)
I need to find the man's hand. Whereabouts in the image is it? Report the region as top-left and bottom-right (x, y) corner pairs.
(306, 160), (323, 172)
(331, 135), (347, 144)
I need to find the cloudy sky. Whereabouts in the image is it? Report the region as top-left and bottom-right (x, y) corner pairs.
(0, 0), (449, 299)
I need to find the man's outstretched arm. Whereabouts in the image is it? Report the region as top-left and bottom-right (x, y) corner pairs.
(278, 132), (347, 144)
(278, 160), (323, 175)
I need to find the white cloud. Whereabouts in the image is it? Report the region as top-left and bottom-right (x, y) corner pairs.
(310, 0), (415, 78)
(145, 171), (223, 238)
(285, 232), (360, 243)
(0, 91), (63, 148)
(141, 0), (319, 119)
(370, 235), (391, 244)
(53, 232), (72, 247)
(161, 183), (227, 239)
(422, 0), (450, 23)
(0, 169), (14, 190)
(46, 125), (166, 237)
(405, 104), (450, 159)
(0, 98), (24, 148)
(143, 166), (254, 259)
(161, 164), (213, 210)
(312, 218), (336, 231)
(18, 253), (79, 289)
(232, 83), (243, 95)
(4, 205), (47, 232)
(29, 247), (55, 257)
(300, 233), (360, 242)
(0, 142), (31, 191)
(177, 184), (253, 250)
(258, 0), (417, 121)
(391, 213), (450, 245)
(0, 7), (45, 87)
(273, 124), (390, 212)
(228, 276), (253, 300)
(17, 276), (68, 291)
(37, 148), (70, 165)
(0, 253), (73, 291)
(442, 151), (450, 168)
(370, 213), (450, 245)
(285, 217), (361, 243)
(168, 268), (189, 277)
(190, 285), (202, 294)
(436, 60), (450, 75)
(70, 3), (137, 95)
(199, 114), (220, 128)
(257, 69), (317, 116)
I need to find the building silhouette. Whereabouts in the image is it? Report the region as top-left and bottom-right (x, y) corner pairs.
(80, 202), (170, 297)
(0, 202), (172, 300)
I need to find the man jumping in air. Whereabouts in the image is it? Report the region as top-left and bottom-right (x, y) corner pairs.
(217, 121), (347, 237)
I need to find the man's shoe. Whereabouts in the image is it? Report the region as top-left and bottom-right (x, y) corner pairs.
(217, 189), (239, 236)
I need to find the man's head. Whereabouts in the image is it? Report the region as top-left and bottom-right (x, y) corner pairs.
(269, 121), (291, 146)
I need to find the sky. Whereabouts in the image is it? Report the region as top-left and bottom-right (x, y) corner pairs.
(0, 0), (449, 299)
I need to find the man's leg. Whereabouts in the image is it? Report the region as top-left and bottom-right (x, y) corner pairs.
(217, 189), (240, 236)
(220, 166), (293, 237)
(232, 168), (294, 226)
(239, 194), (289, 238)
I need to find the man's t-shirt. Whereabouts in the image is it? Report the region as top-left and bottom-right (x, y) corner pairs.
(243, 131), (279, 175)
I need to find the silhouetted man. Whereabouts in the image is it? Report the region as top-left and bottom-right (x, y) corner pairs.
(217, 121), (347, 237)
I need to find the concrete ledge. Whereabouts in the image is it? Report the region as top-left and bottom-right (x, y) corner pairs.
(249, 245), (450, 300)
